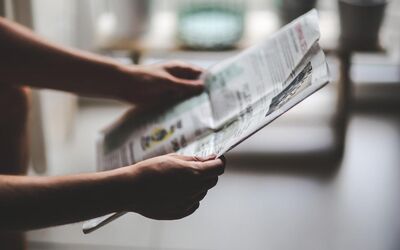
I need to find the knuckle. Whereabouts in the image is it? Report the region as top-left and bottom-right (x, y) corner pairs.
(187, 155), (198, 161)
(192, 155), (202, 161)
(162, 157), (177, 168)
(176, 161), (198, 177)
(189, 162), (202, 173)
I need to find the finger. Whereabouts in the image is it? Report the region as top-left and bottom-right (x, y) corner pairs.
(172, 202), (200, 220)
(182, 178), (218, 196)
(185, 201), (200, 214)
(169, 154), (197, 161)
(166, 78), (204, 100)
(201, 177), (218, 190)
(168, 191), (207, 210)
(174, 178), (216, 198)
(170, 76), (204, 89)
(195, 158), (225, 177)
(168, 67), (203, 80)
(145, 202), (200, 220)
(165, 63), (204, 80)
(183, 190), (208, 203)
(165, 60), (203, 70)
(194, 154), (217, 162)
(194, 191), (208, 201)
(171, 154), (215, 162)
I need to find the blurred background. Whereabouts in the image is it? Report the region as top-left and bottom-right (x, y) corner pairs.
(1, 0), (400, 249)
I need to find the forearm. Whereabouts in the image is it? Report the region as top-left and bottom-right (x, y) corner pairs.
(0, 167), (133, 230)
(0, 17), (134, 98)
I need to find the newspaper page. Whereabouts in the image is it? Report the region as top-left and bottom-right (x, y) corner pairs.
(83, 9), (330, 233)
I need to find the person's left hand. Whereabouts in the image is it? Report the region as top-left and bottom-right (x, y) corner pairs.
(116, 61), (205, 106)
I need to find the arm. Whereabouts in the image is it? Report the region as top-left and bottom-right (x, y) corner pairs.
(0, 17), (203, 105)
(0, 154), (225, 230)
(0, 168), (128, 230)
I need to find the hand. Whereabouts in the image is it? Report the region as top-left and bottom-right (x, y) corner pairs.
(121, 154), (225, 220)
(119, 61), (204, 106)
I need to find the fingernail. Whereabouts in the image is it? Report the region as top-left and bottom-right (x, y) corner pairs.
(194, 155), (216, 161)
(203, 154), (217, 161)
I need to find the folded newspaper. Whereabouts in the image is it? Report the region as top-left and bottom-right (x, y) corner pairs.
(83, 9), (330, 233)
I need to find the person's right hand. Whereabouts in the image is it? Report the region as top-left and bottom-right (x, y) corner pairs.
(113, 61), (205, 107)
(120, 154), (225, 220)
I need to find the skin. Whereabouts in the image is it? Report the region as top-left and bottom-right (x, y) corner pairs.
(0, 16), (225, 232)
(0, 17), (204, 105)
(0, 154), (225, 230)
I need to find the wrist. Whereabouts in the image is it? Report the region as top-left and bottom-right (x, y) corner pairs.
(101, 166), (141, 212)
(104, 63), (141, 102)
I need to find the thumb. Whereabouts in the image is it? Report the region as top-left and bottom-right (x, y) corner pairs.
(170, 76), (204, 95)
(165, 63), (204, 80)
(195, 158), (225, 178)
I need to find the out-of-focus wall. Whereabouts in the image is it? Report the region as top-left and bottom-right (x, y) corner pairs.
(31, 0), (80, 145)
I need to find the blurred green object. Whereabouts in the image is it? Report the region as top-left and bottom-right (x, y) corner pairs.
(177, 1), (245, 50)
